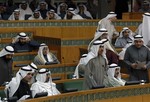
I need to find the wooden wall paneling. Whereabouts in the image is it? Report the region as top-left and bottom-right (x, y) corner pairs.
(92, 99), (113, 102)
(0, 27), (35, 33)
(61, 46), (81, 63)
(126, 26), (138, 32)
(61, 26), (96, 40)
(142, 94), (150, 102)
(131, 13), (143, 19)
(34, 27), (43, 37)
(115, 26), (138, 32)
(1, 38), (12, 44)
(0, 20), (140, 65)
(115, 26), (123, 32)
(122, 13), (130, 20)
(113, 95), (142, 102)
(77, 26), (96, 39)
(122, 12), (143, 20)
(42, 27), (61, 38)
(61, 46), (88, 63)
(61, 27), (78, 39)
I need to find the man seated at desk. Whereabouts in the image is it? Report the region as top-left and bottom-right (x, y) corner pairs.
(5, 66), (33, 101)
(103, 63), (126, 87)
(10, 32), (40, 52)
(33, 43), (60, 65)
(30, 68), (60, 97)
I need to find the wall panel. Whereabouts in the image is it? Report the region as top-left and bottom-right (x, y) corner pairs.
(0, 20), (141, 63)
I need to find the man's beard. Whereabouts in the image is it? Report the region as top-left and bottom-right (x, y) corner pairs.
(35, 16), (39, 19)
(15, 17), (19, 20)
(66, 15), (73, 19)
(3, 56), (12, 62)
(19, 41), (26, 45)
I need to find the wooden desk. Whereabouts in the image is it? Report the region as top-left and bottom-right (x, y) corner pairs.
(23, 83), (150, 102)
(13, 50), (58, 70)
(53, 78), (83, 84)
(13, 63), (77, 79)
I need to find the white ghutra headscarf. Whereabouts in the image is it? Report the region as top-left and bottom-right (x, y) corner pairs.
(0, 46), (14, 57)
(118, 27), (134, 40)
(38, 43), (53, 63)
(8, 9), (24, 20)
(27, 62), (38, 73)
(107, 63), (125, 86)
(5, 66), (32, 97)
(74, 54), (88, 78)
(85, 40), (106, 64)
(12, 32), (29, 43)
(88, 28), (109, 51)
(31, 68), (60, 97)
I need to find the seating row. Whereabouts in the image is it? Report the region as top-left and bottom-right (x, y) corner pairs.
(0, 78), (84, 99)
(23, 82), (150, 102)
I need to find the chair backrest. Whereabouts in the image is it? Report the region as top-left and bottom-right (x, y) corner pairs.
(125, 81), (141, 86)
(63, 79), (84, 93)
(8, 96), (18, 102)
(34, 92), (48, 98)
(91, 85), (105, 89)
(25, 15), (32, 20)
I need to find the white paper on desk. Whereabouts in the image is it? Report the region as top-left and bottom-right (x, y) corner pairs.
(136, 61), (146, 69)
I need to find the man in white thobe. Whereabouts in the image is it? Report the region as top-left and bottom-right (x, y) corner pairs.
(30, 68), (60, 97)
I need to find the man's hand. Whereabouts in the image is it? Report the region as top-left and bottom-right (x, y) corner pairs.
(26, 37), (31, 42)
(141, 65), (147, 70)
(131, 63), (137, 69)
